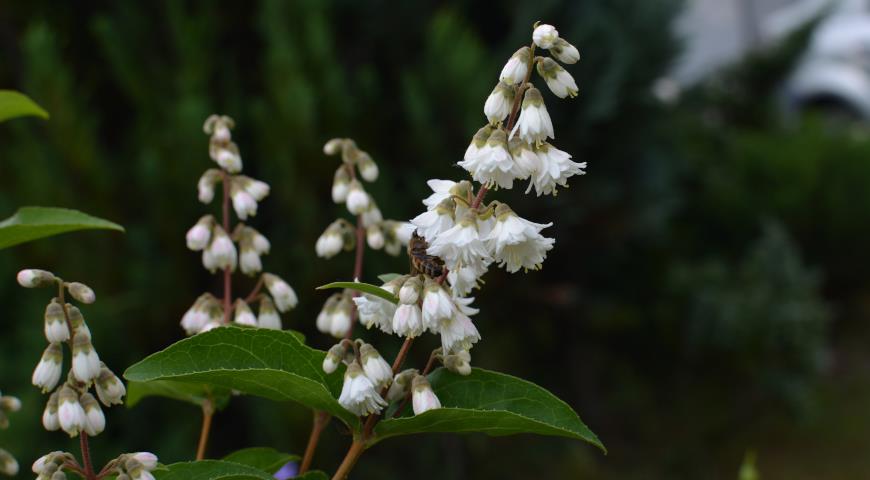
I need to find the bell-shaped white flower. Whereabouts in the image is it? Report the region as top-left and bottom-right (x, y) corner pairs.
(238, 175), (270, 201)
(527, 142), (586, 196)
(352, 294), (395, 334)
(210, 142), (242, 173)
(439, 311), (481, 354)
(360, 343), (393, 389)
(328, 296), (353, 338)
(358, 154), (379, 182)
(411, 375), (441, 415)
(507, 137), (539, 181)
(532, 23), (559, 49)
(231, 183), (258, 220)
(324, 138), (346, 156)
(95, 364), (126, 406)
(536, 57), (578, 99)
(203, 226), (237, 272)
(316, 221), (346, 259)
(43, 300), (69, 344)
(316, 294), (340, 333)
(361, 203), (383, 228)
(42, 392), (60, 432)
(0, 449), (17, 476)
(392, 304), (424, 338)
(332, 166), (351, 203)
(551, 37), (580, 64)
(32, 343), (63, 393)
(345, 181), (370, 215)
(323, 343), (346, 374)
(257, 296), (282, 330)
(72, 332), (101, 383)
(233, 299), (258, 327)
(263, 273), (297, 312)
(483, 204), (555, 272)
(421, 279), (455, 332)
(58, 386), (86, 437)
(460, 129), (518, 189)
(197, 169), (222, 204)
(186, 215), (214, 251)
(180, 294), (215, 335)
(398, 276), (422, 305)
(338, 361), (387, 417)
(386, 368), (418, 402)
(484, 81), (515, 124)
(80, 393), (105, 437)
(499, 46), (531, 85)
(427, 211), (492, 272)
(366, 224), (385, 250)
(462, 126), (494, 172)
(412, 198), (456, 243)
(131, 452), (159, 471)
(510, 87), (554, 144)
(239, 247), (262, 276)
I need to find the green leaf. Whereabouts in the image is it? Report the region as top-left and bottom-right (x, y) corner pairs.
(316, 281), (399, 304)
(124, 326), (359, 428)
(374, 368), (605, 452)
(126, 380), (231, 410)
(377, 273), (402, 283)
(221, 447), (298, 475)
(0, 206), (123, 250)
(0, 90), (49, 122)
(153, 460), (273, 479)
(297, 472), (329, 480)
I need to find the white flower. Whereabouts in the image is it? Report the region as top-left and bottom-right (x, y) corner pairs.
(537, 57), (578, 99)
(367, 224), (385, 250)
(439, 311), (481, 354)
(180, 294), (214, 335)
(361, 203), (383, 228)
(352, 294), (395, 334)
(72, 332), (101, 383)
(527, 142), (586, 196)
(16, 269), (55, 288)
(484, 82), (515, 124)
(204, 114), (234, 141)
(58, 387), (86, 436)
(398, 276), (421, 305)
(444, 349), (472, 376)
(131, 469), (157, 480)
(316, 294), (340, 333)
(210, 143), (242, 173)
(427, 212), (491, 272)
(452, 294), (479, 316)
(233, 299), (258, 327)
(231, 185), (258, 220)
(392, 304), (424, 338)
(411, 199), (456, 243)
(43, 301), (69, 344)
(131, 452), (159, 471)
(197, 169), (222, 204)
(462, 126), (494, 172)
(499, 46), (531, 85)
(323, 344), (345, 374)
(386, 368), (418, 402)
(448, 258), (488, 297)
(42, 392), (60, 431)
(239, 176), (270, 201)
(459, 129), (518, 189)
(345, 181), (370, 215)
(95, 365), (126, 406)
(324, 138), (345, 155)
(360, 344), (393, 389)
(316, 221), (346, 259)
(263, 273), (298, 312)
(421, 279), (455, 332)
(483, 204), (555, 272)
(203, 226), (237, 272)
(32, 343), (63, 393)
(394, 222), (416, 245)
(411, 375), (441, 415)
(338, 362), (387, 416)
(329, 300), (352, 338)
(533, 24), (559, 49)
(257, 296), (282, 330)
(332, 166), (351, 203)
(186, 215), (214, 251)
(67, 282), (96, 304)
(80, 393), (105, 436)
(508, 137), (539, 181)
(510, 87), (554, 144)
(239, 248), (263, 275)
(551, 37), (580, 64)
(422, 179), (456, 209)
(0, 450), (17, 476)
(358, 155), (379, 182)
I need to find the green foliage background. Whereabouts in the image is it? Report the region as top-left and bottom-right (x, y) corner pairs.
(1, 0), (868, 478)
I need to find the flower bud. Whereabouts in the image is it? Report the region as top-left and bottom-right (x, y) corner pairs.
(484, 81), (515, 125)
(323, 343), (346, 374)
(357, 153), (379, 182)
(33, 343), (63, 393)
(399, 276), (422, 305)
(316, 221), (346, 259)
(80, 393), (105, 436)
(186, 215), (214, 251)
(316, 294), (341, 334)
(42, 392), (60, 431)
(263, 273), (298, 313)
(203, 114), (234, 140)
(257, 296), (282, 330)
(66, 305), (90, 338)
(237, 175), (270, 201)
(180, 294), (214, 335)
(51, 470), (68, 480)
(0, 449), (17, 476)
(203, 225), (237, 272)
(230, 181), (258, 220)
(323, 138), (345, 156)
(72, 332), (101, 383)
(443, 349), (472, 376)
(43, 300), (70, 344)
(536, 57), (578, 99)
(332, 166), (351, 203)
(197, 169), (222, 204)
(360, 344), (392, 389)
(411, 375), (441, 415)
(366, 224), (385, 250)
(95, 364), (126, 406)
(66, 282), (96, 304)
(209, 142), (242, 173)
(329, 296), (353, 338)
(17, 269), (56, 288)
(499, 46), (531, 85)
(233, 299), (257, 327)
(550, 37), (580, 64)
(345, 180), (370, 215)
(386, 368), (418, 402)
(58, 386), (86, 437)
(532, 23), (559, 49)
(130, 452), (158, 471)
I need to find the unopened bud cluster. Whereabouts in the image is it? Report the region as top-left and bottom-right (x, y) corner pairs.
(0, 390), (20, 476)
(183, 115), (298, 335)
(32, 451), (158, 480)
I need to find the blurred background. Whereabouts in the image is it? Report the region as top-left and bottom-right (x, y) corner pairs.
(1, 0), (870, 478)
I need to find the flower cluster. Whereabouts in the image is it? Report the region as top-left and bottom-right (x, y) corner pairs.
(32, 451), (158, 480)
(315, 139), (413, 338)
(18, 269), (158, 478)
(182, 115), (298, 334)
(0, 391), (20, 476)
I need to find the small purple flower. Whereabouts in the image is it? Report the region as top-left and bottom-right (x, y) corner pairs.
(274, 461), (299, 480)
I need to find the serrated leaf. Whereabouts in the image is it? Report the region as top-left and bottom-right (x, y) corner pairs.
(124, 326), (359, 428)
(316, 281), (398, 304)
(0, 90), (49, 122)
(126, 380), (231, 410)
(153, 460), (273, 479)
(374, 368), (605, 452)
(221, 447), (299, 475)
(377, 273), (402, 283)
(0, 207), (123, 250)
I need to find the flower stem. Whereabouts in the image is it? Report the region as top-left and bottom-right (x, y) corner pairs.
(80, 433), (96, 480)
(196, 398), (215, 460)
(330, 439), (365, 480)
(299, 410), (331, 474)
(345, 214), (366, 340)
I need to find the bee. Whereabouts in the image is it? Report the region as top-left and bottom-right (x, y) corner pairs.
(408, 231), (445, 278)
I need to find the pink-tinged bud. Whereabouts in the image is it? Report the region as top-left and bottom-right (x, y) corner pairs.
(17, 269), (56, 288)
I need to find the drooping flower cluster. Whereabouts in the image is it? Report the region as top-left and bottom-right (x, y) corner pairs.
(18, 269), (158, 478)
(0, 391), (20, 476)
(32, 451), (158, 480)
(314, 139), (413, 338)
(182, 115), (298, 334)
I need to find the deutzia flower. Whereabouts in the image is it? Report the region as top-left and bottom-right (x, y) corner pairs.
(43, 300), (69, 344)
(95, 364), (126, 406)
(536, 57), (578, 99)
(345, 180), (370, 215)
(508, 137), (539, 181)
(352, 294), (395, 334)
(238, 175), (270, 201)
(58, 386), (86, 437)
(421, 279), (455, 332)
(257, 296), (282, 330)
(532, 23), (559, 49)
(386, 368), (418, 402)
(483, 204), (555, 272)
(444, 349), (472, 376)
(361, 202), (383, 228)
(462, 126), (494, 172)
(180, 294), (215, 335)
(338, 361), (387, 417)
(398, 276), (422, 305)
(80, 393), (105, 436)
(411, 198), (456, 243)
(360, 343), (393, 389)
(67, 282), (96, 304)
(42, 392), (59, 431)
(499, 46), (531, 85)
(484, 82), (515, 124)
(316, 294), (341, 334)
(72, 332), (101, 383)
(203, 225), (237, 272)
(16, 269), (56, 288)
(209, 142), (242, 173)
(32, 343), (63, 393)
(422, 179), (473, 211)
(130, 452), (159, 471)
(203, 114), (234, 142)
(0, 449), (17, 476)
(197, 169), (222, 204)
(233, 299), (257, 327)
(323, 138), (346, 156)
(528, 142), (586, 196)
(366, 224), (385, 250)
(358, 153), (379, 182)
(186, 215), (214, 251)
(230, 182), (258, 220)
(550, 37), (580, 64)
(411, 375), (441, 415)
(427, 211), (492, 272)
(323, 344), (345, 374)
(316, 221), (347, 259)
(263, 273), (298, 312)
(332, 166), (351, 203)
(392, 303), (424, 338)
(238, 225), (270, 276)
(510, 87), (554, 144)
(447, 257), (488, 297)
(459, 129), (518, 189)
(439, 311), (481, 354)
(328, 296), (353, 338)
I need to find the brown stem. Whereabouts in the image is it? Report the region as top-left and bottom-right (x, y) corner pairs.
(345, 215), (366, 340)
(196, 399), (215, 460)
(331, 439), (365, 480)
(393, 349), (440, 418)
(244, 276), (265, 303)
(222, 172), (232, 324)
(80, 433), (96, 480)
(299, 410), (331, 474)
